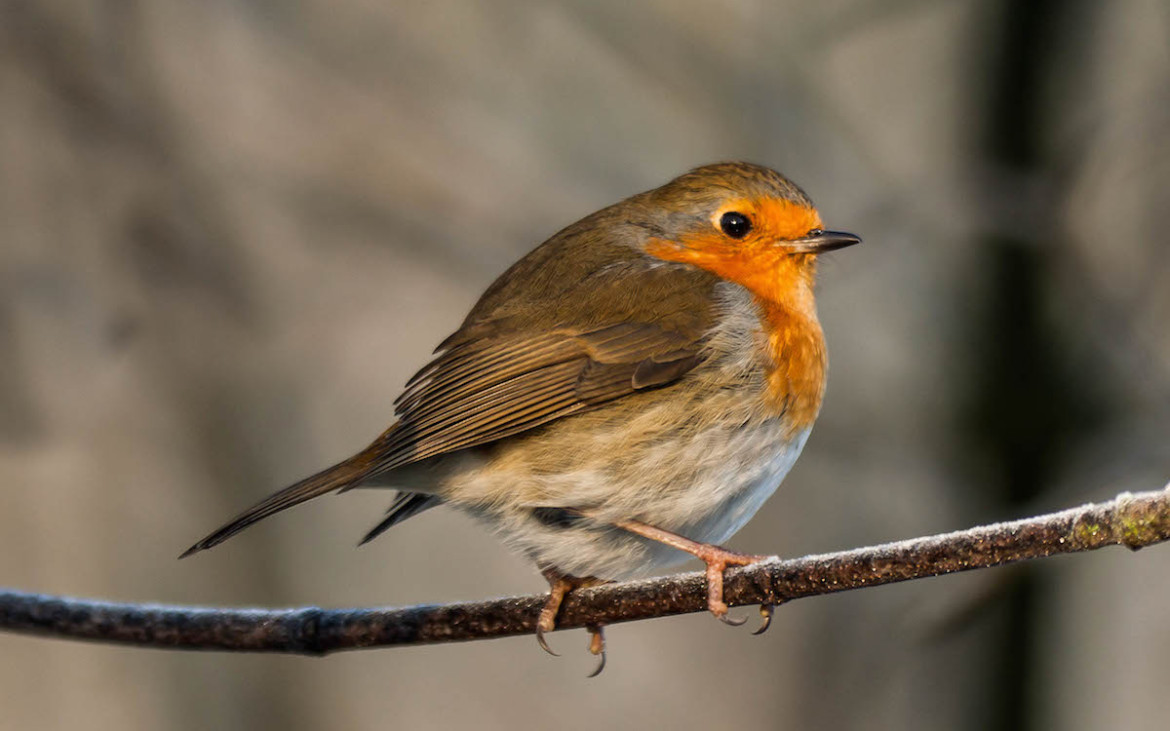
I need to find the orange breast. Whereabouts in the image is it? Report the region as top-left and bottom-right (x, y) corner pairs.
(645, 201), (828, 430)
(755, 297), (827, 431)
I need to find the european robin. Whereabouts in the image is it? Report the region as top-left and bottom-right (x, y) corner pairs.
(182, 162), (860, 673)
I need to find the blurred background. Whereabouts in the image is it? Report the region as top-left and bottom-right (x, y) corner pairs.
(2, 1), (1168, 729)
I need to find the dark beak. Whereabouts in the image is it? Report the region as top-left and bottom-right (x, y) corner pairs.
(782, 229), (862, 254)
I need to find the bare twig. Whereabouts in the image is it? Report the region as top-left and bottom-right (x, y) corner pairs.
(2, 485), (1169, 655)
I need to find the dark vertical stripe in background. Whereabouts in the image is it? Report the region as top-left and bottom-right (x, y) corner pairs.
(963, 2), (1109, 729)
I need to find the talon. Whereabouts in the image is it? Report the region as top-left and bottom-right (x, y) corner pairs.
(587, 650), (607, 677)
(718, 612), (748, 627)
(589, 650), (608, 678)
(536, 625), (559, 657)
(586, 625), (607, 678)
(709, 593), (747, 626)
(753, 604), (774, 635)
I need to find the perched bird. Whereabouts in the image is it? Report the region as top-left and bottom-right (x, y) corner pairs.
(182, 162), (860, 673)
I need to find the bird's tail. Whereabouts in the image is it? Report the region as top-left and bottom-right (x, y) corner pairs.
(179, 444), (388, 558)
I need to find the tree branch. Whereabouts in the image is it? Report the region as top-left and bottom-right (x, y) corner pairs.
(3, 484), (1169, 655)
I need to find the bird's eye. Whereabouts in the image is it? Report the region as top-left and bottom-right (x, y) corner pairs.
(806, 228), (824, 237)
(719, 211), (752, 239)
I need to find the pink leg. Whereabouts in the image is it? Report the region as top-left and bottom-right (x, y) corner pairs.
(612, 518), (770, 623)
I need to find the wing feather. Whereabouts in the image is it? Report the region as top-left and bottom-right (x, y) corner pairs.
(366, 322), (708, 473)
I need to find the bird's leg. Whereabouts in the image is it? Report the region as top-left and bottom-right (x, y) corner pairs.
(610, 518), (771, 625)
(537, 568), (608, 674)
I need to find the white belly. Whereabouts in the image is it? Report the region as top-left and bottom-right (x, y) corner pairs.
(621, 423), (811, 575)
(451, 418), (812, 580)
(675, 426), (810, 545)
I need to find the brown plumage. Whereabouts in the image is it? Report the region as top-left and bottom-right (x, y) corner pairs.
(182, 162), (861, 672)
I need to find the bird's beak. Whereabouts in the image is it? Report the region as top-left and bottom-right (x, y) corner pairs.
(782, 229), (862, 254)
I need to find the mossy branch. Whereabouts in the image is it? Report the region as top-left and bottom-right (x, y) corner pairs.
(2, 484), (1169, 654)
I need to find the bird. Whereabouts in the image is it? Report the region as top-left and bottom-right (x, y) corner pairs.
(181, 161), (860, 674)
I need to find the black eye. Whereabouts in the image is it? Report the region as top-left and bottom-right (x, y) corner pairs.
(719, 211), (752, 239)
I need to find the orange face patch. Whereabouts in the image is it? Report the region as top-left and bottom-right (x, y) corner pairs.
(711, 196), (823, 244)
(645, 196), (828, 430)
(646, 196), (823, 312)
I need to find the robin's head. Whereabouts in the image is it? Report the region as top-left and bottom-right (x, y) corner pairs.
(633, 162), (860, 307)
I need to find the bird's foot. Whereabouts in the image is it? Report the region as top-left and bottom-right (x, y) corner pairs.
(691, 542), (769, 624)
(536, 569), (608, 675)
(608, 518), (775, 631)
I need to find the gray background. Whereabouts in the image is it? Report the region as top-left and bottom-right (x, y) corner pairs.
(2, 1), (1168, 729)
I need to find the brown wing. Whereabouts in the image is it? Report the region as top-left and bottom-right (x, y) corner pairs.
(361, 320), (704, 472)
(350, 235), (723, 473)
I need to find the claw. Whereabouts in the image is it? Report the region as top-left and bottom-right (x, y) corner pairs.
(752, 604), (774, 635)
(586, 625), (606, 678)
(718, 612), (748, 627)
(536, 625), (559, 657)
(587, 650), (607, 678)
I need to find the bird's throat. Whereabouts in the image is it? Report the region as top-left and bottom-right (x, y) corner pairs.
(743, 255), (827, 430)
(755, 296), (826, 431)
(645, 239), (827, 429)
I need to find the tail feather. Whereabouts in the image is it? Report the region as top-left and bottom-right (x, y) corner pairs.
(358, 492), (442, 546)
(180, 452), (381, 558)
